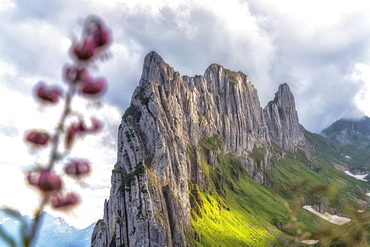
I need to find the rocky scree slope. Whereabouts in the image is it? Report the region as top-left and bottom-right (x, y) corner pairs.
(91, 51), (310, 247)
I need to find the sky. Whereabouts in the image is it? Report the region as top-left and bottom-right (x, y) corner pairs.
(1, 0), (370, 229)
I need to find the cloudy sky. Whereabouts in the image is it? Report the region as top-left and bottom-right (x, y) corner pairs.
(1, 0), (370, 228)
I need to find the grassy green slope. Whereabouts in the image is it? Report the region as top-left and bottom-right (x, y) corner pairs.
(303, 131), (370, 203)
(307, 129), (370, 172)
(187, 137), (311, 246)
(186, 134), (370, 246)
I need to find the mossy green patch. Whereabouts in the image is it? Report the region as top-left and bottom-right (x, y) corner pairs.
(198, 135), (223, 151)
(250, 146), (267, 172)
(135, 86), (151, 106)
(189, 182), (204, 218)
(225, 68), (239, 84)
(119, 162), (146, 194)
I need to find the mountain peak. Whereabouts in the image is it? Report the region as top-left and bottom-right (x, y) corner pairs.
(277, 82), (290, 95)
(143, 51), (163, 67)
(263, 83), (307, 152)
(92, 52), (311, 247)
(270, 83), (294, 106)
(140, 51), (175, 86)
(359, 115), (370, 122)
(320, 115), (370, 147)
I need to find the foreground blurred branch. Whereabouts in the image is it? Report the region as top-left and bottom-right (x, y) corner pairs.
(0, 15), (112, 247)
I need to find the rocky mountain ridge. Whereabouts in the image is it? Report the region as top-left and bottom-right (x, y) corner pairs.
(320, 116), (370, 174)
(92, 51), (312, 247)
(320, 116), (370, 148)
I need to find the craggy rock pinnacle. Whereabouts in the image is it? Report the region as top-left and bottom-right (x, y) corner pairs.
(92, 51), (309, 247)
(263, 83), (307, 152)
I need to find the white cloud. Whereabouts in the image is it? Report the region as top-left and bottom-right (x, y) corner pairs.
(354, 63), (370, 116)
(0, 0), (16, 13)
(2, 0), (370, 228)
(246, 0), (370, 131)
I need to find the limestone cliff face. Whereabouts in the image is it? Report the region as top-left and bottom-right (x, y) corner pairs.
(263, 83), (306, 152)
(92, 52), (308, 247)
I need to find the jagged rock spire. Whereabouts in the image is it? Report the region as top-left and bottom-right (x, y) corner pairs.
(263, 83), (306, 151)
(140, 51), (169, 85)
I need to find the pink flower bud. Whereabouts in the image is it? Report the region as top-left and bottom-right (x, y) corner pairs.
(80, 76), (107, 95)
(35, 83), (62, 103)
(71, 36), (96, 61)
(51, 192), (79, 208)
(25, 130), (50, 146)
(65, 120), (85, 149)
(27, 170), (62, 192)
(93, 25), (111, 47)
(64, 160), (91, 177)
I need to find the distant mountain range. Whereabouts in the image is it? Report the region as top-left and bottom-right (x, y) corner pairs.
(320, 116), (370, 173)
(321, 116), (370, 148)
(0, 210), (95, 247)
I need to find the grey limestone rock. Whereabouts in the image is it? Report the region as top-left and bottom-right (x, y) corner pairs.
(263, 83), (307, 152)
(92, 52), (310, 247)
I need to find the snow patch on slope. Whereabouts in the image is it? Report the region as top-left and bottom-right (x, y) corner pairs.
(303, 205), (351, 225)
(344, 170), (368, 181)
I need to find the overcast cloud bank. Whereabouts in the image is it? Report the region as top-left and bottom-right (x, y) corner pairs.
(1, 0), (370, 227)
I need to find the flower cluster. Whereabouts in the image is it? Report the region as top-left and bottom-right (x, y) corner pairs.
(21, 16), (111, 246)
(25, 15), (110, 206)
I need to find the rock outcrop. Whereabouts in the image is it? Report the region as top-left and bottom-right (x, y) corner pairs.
(92, 51), (309, 247)
(263, 83), (306, 152)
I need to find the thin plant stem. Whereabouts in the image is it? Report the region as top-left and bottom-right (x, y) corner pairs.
(28, 83), (77, 246)
(47, 82), (77, 170)
(28, 194), (49, 247)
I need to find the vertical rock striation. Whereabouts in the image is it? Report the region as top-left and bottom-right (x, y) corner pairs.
(263, 83), (306, 152)
(92, 52), (309, 247)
